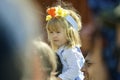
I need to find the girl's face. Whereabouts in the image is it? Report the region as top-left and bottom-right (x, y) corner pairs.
(48, 26), (67, 48)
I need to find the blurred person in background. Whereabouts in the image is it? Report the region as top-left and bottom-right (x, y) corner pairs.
(87, 0), (120, 55)
(32, 40), (57, 80)
(81, 28), (110, 80)
(98, 3), (120, 80)
(0, 0), (44, 80)
(81, 28), (120, 80)
(81, 4), (120, 79)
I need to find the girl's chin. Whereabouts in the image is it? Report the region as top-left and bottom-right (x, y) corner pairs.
(55, 44), (62, 47)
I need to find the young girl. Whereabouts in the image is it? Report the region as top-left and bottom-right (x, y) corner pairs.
(45, 4), (85, 80)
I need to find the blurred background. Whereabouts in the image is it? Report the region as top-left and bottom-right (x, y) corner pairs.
(0, 0), (120, 80)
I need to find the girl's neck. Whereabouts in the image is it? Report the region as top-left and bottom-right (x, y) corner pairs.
(58, 45), (66, 49)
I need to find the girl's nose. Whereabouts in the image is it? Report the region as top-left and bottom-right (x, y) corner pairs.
(52, 32), (57, 38)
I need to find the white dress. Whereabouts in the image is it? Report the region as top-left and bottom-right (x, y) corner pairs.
(57, 46), (85, 80)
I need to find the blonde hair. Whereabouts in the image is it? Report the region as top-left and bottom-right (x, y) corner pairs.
(46, 5), (82, 51)
(33, 40), (57, 80)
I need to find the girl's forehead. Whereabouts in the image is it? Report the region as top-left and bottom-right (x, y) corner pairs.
(48, 24), (64, 32)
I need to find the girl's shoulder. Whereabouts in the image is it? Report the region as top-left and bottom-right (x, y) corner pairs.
(63, 46), (84, 59)
(64, 47), (74, 52)
(64, 46), (81, 52)
(63, 46), (82, 56)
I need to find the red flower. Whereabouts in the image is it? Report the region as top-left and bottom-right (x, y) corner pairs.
(47, 7), (56, 17)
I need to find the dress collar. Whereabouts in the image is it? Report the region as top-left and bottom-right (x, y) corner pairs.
(57, 45), (65, 54)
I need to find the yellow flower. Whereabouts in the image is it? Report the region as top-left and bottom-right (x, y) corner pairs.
(62, 11), (68, 17)
(56, 6), (68, 17)
(57, 6), (63, 16)
(46, 15), (52, 21)
(46, 6), (68, 21)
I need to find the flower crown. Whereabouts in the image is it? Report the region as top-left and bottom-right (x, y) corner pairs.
(46, 6), (79, 31)
(46, 6), (68, 21)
